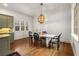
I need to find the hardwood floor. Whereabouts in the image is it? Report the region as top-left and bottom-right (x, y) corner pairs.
(10, 38), (74, 56)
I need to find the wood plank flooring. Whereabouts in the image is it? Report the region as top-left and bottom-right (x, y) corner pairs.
(10, 38), (74, 56)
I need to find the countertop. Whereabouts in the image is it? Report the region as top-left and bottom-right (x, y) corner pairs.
(0, 34), (10, 38)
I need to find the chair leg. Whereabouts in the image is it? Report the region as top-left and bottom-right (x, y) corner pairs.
(57, 42), (60, 50)
(39, 41), (42, 48)
(48, 42), (51, 48)
(35, 41), (40, 48)
(52, 43), (54, 48)
(34, 41), (37, 47)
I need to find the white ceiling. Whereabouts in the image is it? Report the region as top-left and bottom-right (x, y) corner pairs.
(0, 3), (71, 16)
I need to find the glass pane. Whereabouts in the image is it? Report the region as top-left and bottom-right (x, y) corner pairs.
(21, 26), (25, 31)
(15, 26), (20, 31)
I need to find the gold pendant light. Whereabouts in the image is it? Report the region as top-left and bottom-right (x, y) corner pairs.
(38, 3), (45, 24)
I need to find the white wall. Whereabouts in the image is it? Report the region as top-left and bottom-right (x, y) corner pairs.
(0, 8), (34, 40)
(33, 5), (71, 43)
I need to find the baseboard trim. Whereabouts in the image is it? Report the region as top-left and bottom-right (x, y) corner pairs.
(14, 37), (29, 41)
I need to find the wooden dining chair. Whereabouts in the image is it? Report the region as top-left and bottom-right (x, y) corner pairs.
(33, 33), (42, 47)
(48, 33), (62, 50)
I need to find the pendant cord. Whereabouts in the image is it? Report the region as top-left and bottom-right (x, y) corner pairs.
(40, 3), (43, 15)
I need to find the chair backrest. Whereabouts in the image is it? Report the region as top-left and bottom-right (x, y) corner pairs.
(29, 31), (32, 36)
(33, 33), (39, 41)
(57, 33), (62, 42)
(42, 31), (47, 34)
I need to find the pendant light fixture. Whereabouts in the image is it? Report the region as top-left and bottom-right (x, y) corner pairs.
(38, 3), (45, 24)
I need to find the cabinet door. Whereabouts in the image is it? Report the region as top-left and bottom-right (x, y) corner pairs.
(0, 37), (11, 55)
(0, 37), (9, 49)
(3, 16), (8, 28)
(11, 33), (14, 43)
(0, 49), (11, 56)
(0, 18), (2, 28)
(0, 15), (8, 28)
(7, 16), (13, 29)
(10, 33), (14, 43)
(0, 15), (4, 28)
(0, 14), (13, 28)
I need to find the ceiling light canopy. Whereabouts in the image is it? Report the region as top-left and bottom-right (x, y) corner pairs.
(4, 3), (8, 6)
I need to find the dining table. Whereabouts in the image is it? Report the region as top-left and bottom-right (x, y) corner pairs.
(39, 34), (56, 47)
